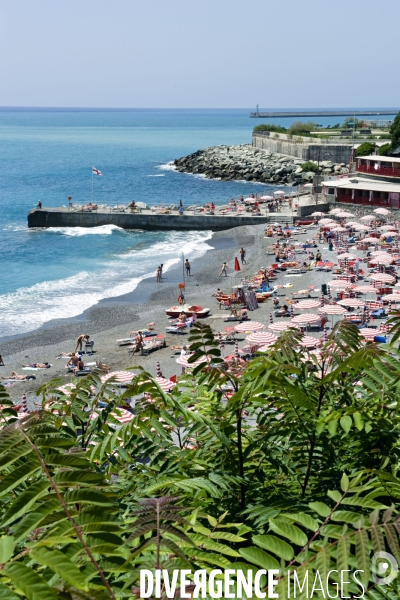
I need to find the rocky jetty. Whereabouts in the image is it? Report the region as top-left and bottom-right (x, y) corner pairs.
(174, 144), (349, 185)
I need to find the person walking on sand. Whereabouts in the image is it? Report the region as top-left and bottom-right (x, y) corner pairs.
(0, 354), (4, 366)
(156, 266), (162, 283)
(75, 334), (89, 352)
(219, 262), (228, 277)
(185, 259), (191, 276)
(240, 247), (246, 264)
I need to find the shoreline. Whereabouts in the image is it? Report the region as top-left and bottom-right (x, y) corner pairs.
(1, 224), (259, 403)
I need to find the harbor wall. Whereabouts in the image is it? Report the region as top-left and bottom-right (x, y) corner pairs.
(27, 209), (270, 231)
(252, 133), (353, 164)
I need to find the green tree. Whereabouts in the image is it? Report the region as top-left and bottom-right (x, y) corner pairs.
(379, 143), (391, 156)
(1, 320), (400, 597)
(390, 111), (400, 151)
(355, 142), (376, 157)
(253, 124), (287, 133)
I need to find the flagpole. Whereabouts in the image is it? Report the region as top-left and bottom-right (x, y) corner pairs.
(91, 167), (94, 202)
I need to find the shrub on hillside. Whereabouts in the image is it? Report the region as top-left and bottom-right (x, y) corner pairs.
(253, 124), (287, 133)
(300, 161), (318, 173)
(354, 142), (376, 157)
(288, 121), (317, 135)
(379, 143), (392, 156)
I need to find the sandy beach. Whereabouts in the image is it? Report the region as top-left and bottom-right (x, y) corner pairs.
(0, 221), (352, 407)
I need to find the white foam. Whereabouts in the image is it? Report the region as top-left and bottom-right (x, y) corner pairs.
(147, 174), (165, 177)
(0, 230), (213, 337)
(45, 224), (127, 237)
(158, 162), (177, 171)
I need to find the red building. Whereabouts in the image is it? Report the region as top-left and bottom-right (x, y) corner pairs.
(356, 155), (400, 179)
(322, 177), (400, 208)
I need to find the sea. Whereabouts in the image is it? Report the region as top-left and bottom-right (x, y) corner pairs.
(0, 108), (396, 338)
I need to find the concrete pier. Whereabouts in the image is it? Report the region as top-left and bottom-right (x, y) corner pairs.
(27, 207), (271, 231)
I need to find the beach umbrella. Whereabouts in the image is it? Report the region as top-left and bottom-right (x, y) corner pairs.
(338, 298), (366, 308)
(319, 218), (336, 225)
(337, 211), (355, 217)
(234, 257), (241, 272)
(360, 215), (375, 221)
(329, 208), (342, 214)
(291, 314), (322, 325)
(235, 321), (265, 332)
(381, 294), (400, 302)
(354, 285), (377, 294)
(154, 376), (176, 392)
(257, 343), (275, 352)
(369, 273), (396, 284)
(294, 299), (321, 310)
(359, 328), (377, 341)
(311, 211), (326, 217)
(298, 335), (321, 348)
(379, 225), (397, 231)
(274, 190), (285, 196)
(374, 208), (390, 215)
(318, 305), (347, 315)
(370, 256), (393, 265)
(268, 321), (295, 333)
(337, 252), (356, 260)
(353, 224), (370, 231)
(245, 332), (278, 345)
(260, 195), (273, 201)
(101, 371), (136, 385)
(331, 227), (348, 233)
(328, 280), (353, 289)
(362, 237), (380, 243)
(176, 354), (211, 368)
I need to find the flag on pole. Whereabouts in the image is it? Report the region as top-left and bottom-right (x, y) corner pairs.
(92, 167), (102, 176)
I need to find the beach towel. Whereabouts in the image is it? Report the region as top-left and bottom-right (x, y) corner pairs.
(22, 365), (52, 371)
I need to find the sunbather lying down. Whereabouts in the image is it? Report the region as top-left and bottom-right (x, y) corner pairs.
(1, 371), (35, 381)
(56, 352), (75, 359)
(22, 363), (51, 369)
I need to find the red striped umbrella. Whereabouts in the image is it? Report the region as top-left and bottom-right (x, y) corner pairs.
(291, 313), (322, 325)
(337, 252), (356, 260)
(318, 305), (347, 315)
(370, 256), (393, 265)
(337, 298), (365, 308)
(382, 294), (400, 302)
(245, 332), (278, 345)
(369, 273), (396, 283)
(328, 280), (353, 288)
(268, 321), (295, 332)
(154, 376), (176, 391)
(101, 371), (136, 384)
(354, 285), (377, 294)
(235, 321), (265, 332)
(298, 335), (321, 348)
(294, 299), (321, 310)
(176, 354), (211, 367)
(358, 328), (378, 339)
(257, 343), (276, 352)
(110, 408), (135, 424)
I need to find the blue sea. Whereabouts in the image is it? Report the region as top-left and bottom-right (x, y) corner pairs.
(0, 108), (396, 337)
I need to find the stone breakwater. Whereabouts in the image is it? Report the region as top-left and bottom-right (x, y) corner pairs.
(174, 144), (349, 185)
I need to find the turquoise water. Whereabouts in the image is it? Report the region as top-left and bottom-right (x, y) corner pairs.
(1, 108), (396, 337)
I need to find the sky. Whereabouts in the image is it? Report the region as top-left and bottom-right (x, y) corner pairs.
(0, 0), (399, 109)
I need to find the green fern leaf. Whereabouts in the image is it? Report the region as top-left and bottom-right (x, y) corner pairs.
(269, 518), (308, 546)
(4, 563), (58, 600)
(239, 546), (280, 570)
(355, 529), (370, 586)
(30, 547), (89, 590)
(253, 534), (294, 560)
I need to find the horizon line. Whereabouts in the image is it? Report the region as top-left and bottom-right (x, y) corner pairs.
(0, 106), (399, 111)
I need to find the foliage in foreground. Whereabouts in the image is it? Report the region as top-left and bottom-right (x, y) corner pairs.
(1, 319), (400, 597)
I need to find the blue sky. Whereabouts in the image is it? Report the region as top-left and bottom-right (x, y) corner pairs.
(0, 0), (399, 108)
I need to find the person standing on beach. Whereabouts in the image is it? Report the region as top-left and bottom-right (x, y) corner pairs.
(185, 259), (191, 276)
(156, 266), (162, 283)
(219, 262), (228, 277)
(240, 247), (246, 264)
(75, 334), (89, 352)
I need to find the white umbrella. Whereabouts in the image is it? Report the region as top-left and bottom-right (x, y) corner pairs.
(360, 215), (375, 221)
(362, 237), (380, 243)
(338, 298), (366, 308)
(379, 225), (398, 231)
(331, 226), (348, 233)
(176, 354), (211, 368)
(337, 211), (355, 217)
(154, 376), (176, 391)
(381, 294), (400, 302)
(318, 305), (347, 315)
(291, 314), (322, 325)
(370, 256), (394, 265)
(354, 285), (377, 294)
(294, 299), (321, 309)
(245, 332), (278, 345)
(353, 224), (370, 231)
(311, 211), (326, 217)
(268, 322), (296, 332)
(319, 218), (336, 225)
(298, 335), (321, 348)
(337, 253), (356, 260)
(374, 208), (390, 215)
(369, 273), (396, 284)
(328, 280), (354, 288)
(274, 190), (285, 196)
(235, 321), (265, 332)
(101, 371), (137, 384)
(260, 195), (273, 201)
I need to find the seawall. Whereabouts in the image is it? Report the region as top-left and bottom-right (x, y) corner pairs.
(27, 208), (271, 231)
(252, 133), (353, 164)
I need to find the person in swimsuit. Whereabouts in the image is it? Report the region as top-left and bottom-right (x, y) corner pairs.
(219, 262), (228, 276)
(22, 363), (51, 369)
(75, 334), (89, 352)
(132, 331), (144, 354)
